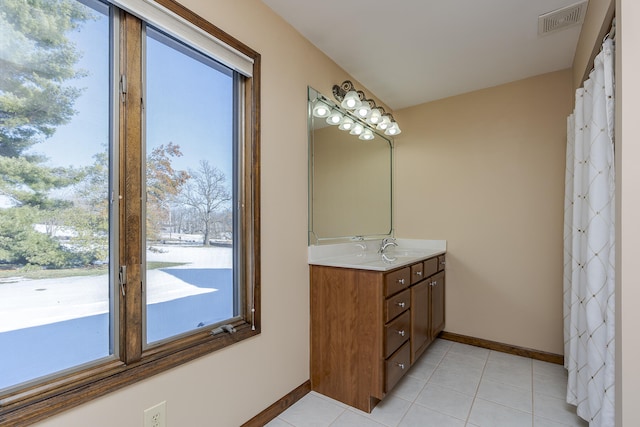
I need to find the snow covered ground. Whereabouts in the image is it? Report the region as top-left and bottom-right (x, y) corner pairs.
(0, 245), (232, 333)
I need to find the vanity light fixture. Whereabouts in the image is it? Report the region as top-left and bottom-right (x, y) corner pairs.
(385, 121), (402, 135)
(341, 90), (362, 110)
(312, 100), (332, 118)
(333, 80), (401, 136)
(338, 116), (355, 131)
(350, 123), (364, 136)
(354, 103), (371, 119)
(376, 114), (392, 131)
(313, 100), (332, 118)
(367, 108), (383, 125)
(326, 109), (343, 125)
(359, 128), (375, 141)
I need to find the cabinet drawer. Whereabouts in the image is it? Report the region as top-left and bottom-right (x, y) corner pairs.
(423, 257), (438, 278)
(437, 255), (446, 272)
(385, 267), (410, 296)
(385, 289), (410, 322)
(385, 310), (410, 358)
(385, 341), (411, 393)
(410, 262), (424, 285)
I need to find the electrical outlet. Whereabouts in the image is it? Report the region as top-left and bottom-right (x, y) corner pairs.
(144, 401), (166, 427)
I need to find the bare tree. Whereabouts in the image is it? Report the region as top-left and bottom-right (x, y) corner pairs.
(179, 160), (231, 246)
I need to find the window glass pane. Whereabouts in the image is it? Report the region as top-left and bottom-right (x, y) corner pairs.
(144, 27), (236, 345)
(0, 0), (112, 390)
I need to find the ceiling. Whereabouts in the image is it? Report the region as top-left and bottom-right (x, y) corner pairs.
(261, 0), (587, 110)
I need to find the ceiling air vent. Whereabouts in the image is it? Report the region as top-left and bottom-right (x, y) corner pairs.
(538, 1), (588, 36)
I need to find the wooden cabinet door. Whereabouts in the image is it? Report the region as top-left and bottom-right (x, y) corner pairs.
(430, 271), (445, 340)
(410, 280), (430, 363)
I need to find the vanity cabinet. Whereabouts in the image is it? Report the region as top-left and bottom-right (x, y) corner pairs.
(310, 254), (445, 413)
(411, 256), (446, 362)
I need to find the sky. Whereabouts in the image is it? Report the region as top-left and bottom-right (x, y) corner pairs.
(27, 0), (234, 182)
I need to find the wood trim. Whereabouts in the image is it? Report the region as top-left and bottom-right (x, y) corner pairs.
(120, 11), (144, 365)
(240, 381), (311, 427)
(155, 0), (260, 61)
(439, 331), (564, 365)
(248, 53), (261, 334)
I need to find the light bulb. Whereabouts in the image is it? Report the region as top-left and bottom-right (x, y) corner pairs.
(338, 116), (354, 131)
(367, 108), (382, 125)
(350, 123), (364, 135)
(384, 122), (401, 136)
(312, 100), (331, 118)
(359, 129), (375, 140)
(377, 115), (392, 130)
(341, 91), (362, 110)
(355, 103), (371, 119)
(326, 110), (343, 125)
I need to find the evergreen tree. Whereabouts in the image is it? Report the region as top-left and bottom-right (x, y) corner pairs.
(0, 0), (92, 267)
(0, 0), (92, 159)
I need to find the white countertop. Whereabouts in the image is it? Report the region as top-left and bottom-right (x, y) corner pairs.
(308, 239), (446, 271)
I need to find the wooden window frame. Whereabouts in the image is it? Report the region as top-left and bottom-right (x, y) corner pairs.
(0, 1), (261, 425)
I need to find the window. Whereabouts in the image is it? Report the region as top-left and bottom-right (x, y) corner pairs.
(0, 0), (112, 389)
(144, 27), (237, 345)
(0, 0), (260, 423)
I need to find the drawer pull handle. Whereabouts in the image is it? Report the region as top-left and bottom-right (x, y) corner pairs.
(398, 278), (405, 285)
(396, 362), (405, 370)
(440, 260), (446, 265)
(397, 329), (405, 337)
(396, 302), (405, 308)
(416, 271), (422, 276)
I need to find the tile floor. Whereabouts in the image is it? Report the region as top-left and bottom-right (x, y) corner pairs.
(266, 339), (588, 427)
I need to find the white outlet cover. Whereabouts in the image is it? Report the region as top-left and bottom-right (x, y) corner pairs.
(144, 401), (166, 427)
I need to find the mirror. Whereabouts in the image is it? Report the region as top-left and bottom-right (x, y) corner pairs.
(308, 86), (393, 245)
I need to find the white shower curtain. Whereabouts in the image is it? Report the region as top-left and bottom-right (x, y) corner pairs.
(563, 38), (615, 427)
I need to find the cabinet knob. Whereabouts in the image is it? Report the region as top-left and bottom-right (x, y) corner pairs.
(396, 362), (405, 370)
(398, 278), (405, 285)
(431, 280), (437, 287)
(440, 260), (446, 265)
(397, 329), (405, 337)
(416, 271), (422, 276)
(396, 302), (405, 308)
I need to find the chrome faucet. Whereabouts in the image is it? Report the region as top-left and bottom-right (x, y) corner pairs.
(379, 237), (398, 254)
